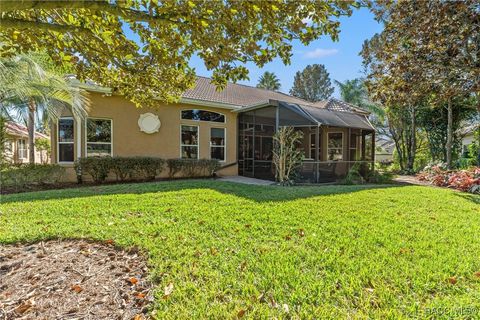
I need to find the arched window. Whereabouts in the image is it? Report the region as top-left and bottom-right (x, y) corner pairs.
(181, 109), (225, 123)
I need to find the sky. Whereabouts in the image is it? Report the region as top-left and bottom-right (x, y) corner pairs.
(188, 7), (383, 97)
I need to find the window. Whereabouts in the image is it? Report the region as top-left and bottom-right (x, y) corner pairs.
(18, 139), (27, 159)
(181, 109), (225, 123)
(86, 118), (112, 157)
(181, 125), (198, 159)
(309, 132), (320, 160)
(328, 132), (343, 161)
(210, 128), (225, 161)
(58, 118), (74, 162)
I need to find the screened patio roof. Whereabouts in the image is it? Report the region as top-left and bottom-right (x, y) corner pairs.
(236, 99), (375, 131)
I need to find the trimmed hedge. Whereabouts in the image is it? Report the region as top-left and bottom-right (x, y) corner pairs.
(75, 157), (219, 183)
(0, 164), (66, 191)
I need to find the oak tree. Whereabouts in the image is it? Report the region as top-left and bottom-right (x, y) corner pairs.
(0, 0), (358, 107)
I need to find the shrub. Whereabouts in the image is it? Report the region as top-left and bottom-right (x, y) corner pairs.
(416, 166), (480, 194)
(0, 164), (65, 191)
(75, 157), (112, 183)
(167, 159), (183, 178)
(110, 157), (137, 181)
(343, 162), (364, 185)
(166, 159), (220, 179)
(132, 157), (165, 180)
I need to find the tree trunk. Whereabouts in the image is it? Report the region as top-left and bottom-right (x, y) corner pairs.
(28, 98), (36, 164)
(446, 98), (453, 168)
(406, 106), (417, 172)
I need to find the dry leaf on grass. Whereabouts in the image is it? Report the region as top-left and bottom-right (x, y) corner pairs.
(163, 282), (174, 299)
(237, 309), (246, 318)
(71, 284), (83, 293)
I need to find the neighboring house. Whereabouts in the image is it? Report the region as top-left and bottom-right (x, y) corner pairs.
(4, 121), (50, 164)
(51, 77), (375, 182)
(375, 136), (395, 163)
(460, 124), (478, 155)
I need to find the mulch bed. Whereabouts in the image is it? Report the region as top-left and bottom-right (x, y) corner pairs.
(0, 240), (153, 320)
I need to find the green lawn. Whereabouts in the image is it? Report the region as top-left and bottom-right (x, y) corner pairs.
(1, 181), (479, 319)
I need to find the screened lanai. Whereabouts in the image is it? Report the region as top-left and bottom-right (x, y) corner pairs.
(236, 99), (376, 183)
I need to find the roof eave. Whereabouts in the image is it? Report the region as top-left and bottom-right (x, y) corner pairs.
(180, 98), (243, 110)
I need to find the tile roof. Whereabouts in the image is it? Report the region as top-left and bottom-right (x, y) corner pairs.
(182, 76), (310, 107)
(182, 77), (370, 115)
(5, 121), (49, 139)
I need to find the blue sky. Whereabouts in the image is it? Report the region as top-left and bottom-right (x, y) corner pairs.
(188, 7), (382, 97)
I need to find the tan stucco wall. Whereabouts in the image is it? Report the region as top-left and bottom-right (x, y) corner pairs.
(5, 135), (49, 164)
(51, 92), (238, 181)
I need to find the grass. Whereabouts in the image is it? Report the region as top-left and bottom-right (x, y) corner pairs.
(1, 180), (479, 319)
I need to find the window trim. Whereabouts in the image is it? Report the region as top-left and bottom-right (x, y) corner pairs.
(85, 117), (113, 157)
(57, 117), (75, 164)
(210, 127), (226, 162)
(327, 131), (344, 162)
(180, 124), (199, 159)
(18, 139), (27, 160)
(180, 109), (226, 124)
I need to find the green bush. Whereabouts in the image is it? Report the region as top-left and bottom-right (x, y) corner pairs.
(74, 157), (219, 184)
(109, 157), (137, 181)
(0, 164), (65, 191)
(132, 157), (165, 180)
(166, 159), (220, 178)
(167, 159), (184, 178)
(75, 157), (112, 183)
(343, 162), (364, 185)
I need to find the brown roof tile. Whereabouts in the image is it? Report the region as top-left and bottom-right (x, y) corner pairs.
(182, 76), (310, 107)
(5, 121), (49, 139)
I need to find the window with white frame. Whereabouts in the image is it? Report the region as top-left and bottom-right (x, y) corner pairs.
(327, 132), (343, 161)
(86, 118), (112, 157)
(58, 118), (74, 162)
(181, 125), (198, 159)
(18, 139), (27, 159)
(210, 128), (225, 161)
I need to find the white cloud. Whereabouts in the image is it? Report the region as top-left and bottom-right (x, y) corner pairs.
(303, 48), (339, 59)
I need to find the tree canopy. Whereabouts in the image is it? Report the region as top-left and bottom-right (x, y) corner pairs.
(362, 0), (479, 168)
(0, 0), (358, 107)
(256, 72), (281, 91)
(289, 64), (334, 102)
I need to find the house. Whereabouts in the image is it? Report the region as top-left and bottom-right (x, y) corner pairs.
(375, 136), (395, 163)
(460, 123), (478, 156)
(51, 77), (375, 182)
(4, 121), (50, 164)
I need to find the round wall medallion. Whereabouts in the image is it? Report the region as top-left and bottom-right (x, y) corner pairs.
(138, 113), (161, 134)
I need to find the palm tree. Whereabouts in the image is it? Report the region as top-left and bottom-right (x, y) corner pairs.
(0, 53), (89, 163)
(256, 71), (281, 91)
(335, 78), (384, 118)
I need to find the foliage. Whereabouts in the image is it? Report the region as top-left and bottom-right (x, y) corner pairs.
(343, 162), (365, 185)
(289, 64), (334, 102)
(335, 78), (384, 118)
(0, 163), (65, 191)
(1, 181), (479, 318)
(0, 52), (88, 163)
(417, 165), (480, 194)
(0, 116), (8, 166)
(34, 137), (51, 164)
(272, 127), (304, 185)
(75, 157), (112, 183)
(166, 159), (220, 179)
(0, 1), (357, 107)
(256, 72), (281, 91)
(75, 157), (218, 183)
(363, 0), (479, 168)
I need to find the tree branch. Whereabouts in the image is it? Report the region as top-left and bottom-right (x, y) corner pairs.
(0, 17), (92, 34)
(0, 0), (177, 24)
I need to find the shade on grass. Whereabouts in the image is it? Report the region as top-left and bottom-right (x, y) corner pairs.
(1, 181), (479, 318)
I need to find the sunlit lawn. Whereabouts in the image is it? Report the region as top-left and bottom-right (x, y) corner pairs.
(1, 180), (479, 319)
